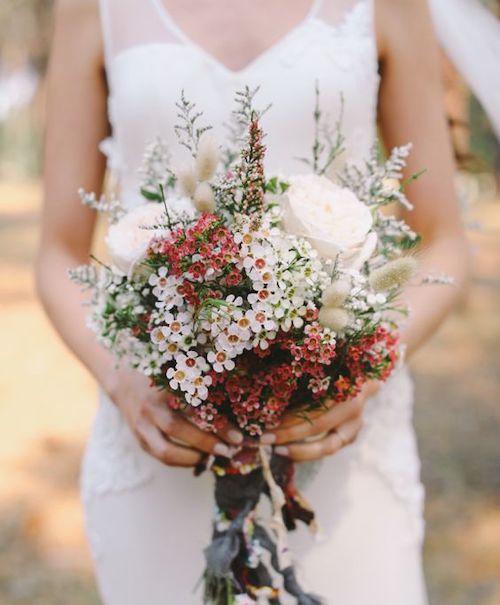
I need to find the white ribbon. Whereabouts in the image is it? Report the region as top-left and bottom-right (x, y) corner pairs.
(429, 0), (500, 140)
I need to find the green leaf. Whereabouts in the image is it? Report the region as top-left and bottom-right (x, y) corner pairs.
(140, 187), (162, 202)
(265, 176), (278, 193)
(400, 169), (426, 191)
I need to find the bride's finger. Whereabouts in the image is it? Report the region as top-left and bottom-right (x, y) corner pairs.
(215, 423), (244, 446)
(150, 406), (235, 458)
(262, 397), (360, 445)
(135, 421), (203, 467)
(180, 402), (244, 446)
(274, 417), (363, 462)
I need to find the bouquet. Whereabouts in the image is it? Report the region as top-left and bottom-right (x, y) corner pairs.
(71, 87), (426, 604)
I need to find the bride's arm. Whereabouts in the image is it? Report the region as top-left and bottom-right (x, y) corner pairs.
(262, 0), (471, 460)
(376, 0), (471, 356)
(36, 0), (240, 466)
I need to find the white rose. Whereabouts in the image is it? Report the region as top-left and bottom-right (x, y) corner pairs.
(106, 197), (194, 274)
(281, 174), (373, 261)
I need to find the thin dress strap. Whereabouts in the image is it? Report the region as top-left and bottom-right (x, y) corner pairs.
(97, 0), (179, 69)
(98, 0), (114, 76)
(316, 0), (375, 35)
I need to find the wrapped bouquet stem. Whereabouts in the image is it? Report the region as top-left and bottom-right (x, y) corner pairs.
(204, 446), (320, 605)
(71, 87), (435, 604)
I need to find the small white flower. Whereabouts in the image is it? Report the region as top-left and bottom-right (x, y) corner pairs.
(280, 306), (306, 331)
(150, 326), (170, 349)
(252, 330), (275, 350)
(366, 292), (387, 306)
(245, 306), (277, 333)
(166, 366), (189, 390)
(207, 350), (236, 373)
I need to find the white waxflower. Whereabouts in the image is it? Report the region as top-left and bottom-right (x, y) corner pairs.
(280, 306), (307, 331)
(149, 268), (178, 298)
(188, 373), (213, 405)
(166, 314), (192, 343)
(247, 288), (280, 308)
(207, 350), (236, 373)
(252, 329), (276, 350)
(244, 304), (277, 334)
(150, 324), (175, 351)
(150, 272), (184, 310)
(137, 348), (164, 377)
(281, 174), (373, 261)
(233, 227), (256, 250)
(243, 245), (278, 283)
(166, 366), (190, 391)
(162, 341), (181, 361)
(216, 322), (252, 356)
(366, 292), (387, 306)
(175, 351), (206, 377)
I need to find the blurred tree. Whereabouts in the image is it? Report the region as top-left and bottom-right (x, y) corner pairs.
(0, 0), (53, 177)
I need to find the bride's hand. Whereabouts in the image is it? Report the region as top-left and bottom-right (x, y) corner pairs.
(260, 381), (380, 462)
(106, 367), (243, 467)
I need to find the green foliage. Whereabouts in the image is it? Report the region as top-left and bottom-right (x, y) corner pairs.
(265, 176), (289, 194)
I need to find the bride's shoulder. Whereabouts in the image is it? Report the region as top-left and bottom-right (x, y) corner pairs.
(52, 0), (102, 65)
(53, 0), (100, 24)
(375, 0), (438, 59)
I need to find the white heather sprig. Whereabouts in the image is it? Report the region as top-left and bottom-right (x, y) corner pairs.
(296, 86), (346, 175)
(78, 188), (124, 223)
(339, 144), (414, 211)
(421, 274), (456, 286)
(68, 264), (99, 288)
(174, 90), (212, 157)
(139, 137), (176, 198)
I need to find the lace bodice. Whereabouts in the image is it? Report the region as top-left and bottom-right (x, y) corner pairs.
(99, 0), (380, 209)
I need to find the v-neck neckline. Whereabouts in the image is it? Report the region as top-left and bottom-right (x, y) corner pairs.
(150, 0), (323, 76)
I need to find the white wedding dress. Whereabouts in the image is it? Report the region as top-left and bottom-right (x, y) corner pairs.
(81, 1), (428, 603)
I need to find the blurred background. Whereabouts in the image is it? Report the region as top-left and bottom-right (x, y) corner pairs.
(0, 1), (499, 604)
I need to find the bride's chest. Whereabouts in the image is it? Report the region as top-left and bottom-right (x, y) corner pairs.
(105, 5), (381, 177)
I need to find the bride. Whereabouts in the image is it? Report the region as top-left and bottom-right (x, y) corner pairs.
(36, 0), (470, 603)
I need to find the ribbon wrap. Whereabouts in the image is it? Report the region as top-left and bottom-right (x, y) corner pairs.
(203, 447), (323, 605)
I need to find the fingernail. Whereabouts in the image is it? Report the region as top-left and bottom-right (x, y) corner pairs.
(260, 433), (276, 445)
(275, 446), (289, 456)
(227, 429), (244, 444)
(213, 443), (232, 458)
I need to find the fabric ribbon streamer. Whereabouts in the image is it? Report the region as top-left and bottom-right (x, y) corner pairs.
(429, 0), (500, 141)
(202, 447), (323, 605)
